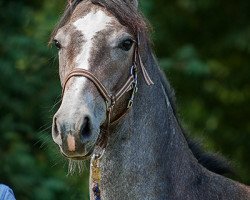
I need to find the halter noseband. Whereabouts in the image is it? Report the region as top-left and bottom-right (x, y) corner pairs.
(61, 45), (153, 148)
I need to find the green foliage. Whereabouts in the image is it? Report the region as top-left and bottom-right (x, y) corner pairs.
(0, 0), (249, 199)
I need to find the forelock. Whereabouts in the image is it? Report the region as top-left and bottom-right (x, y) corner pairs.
(49, 0), (150, 46)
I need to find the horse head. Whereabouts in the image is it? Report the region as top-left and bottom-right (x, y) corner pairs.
(51, 0), (144, 159)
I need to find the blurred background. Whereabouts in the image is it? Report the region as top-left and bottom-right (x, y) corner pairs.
(0, 0), (249, 199)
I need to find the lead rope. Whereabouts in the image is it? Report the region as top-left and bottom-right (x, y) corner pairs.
(91, 158), (101, 200)
(91, 101), (114, 200)
(91, 149), (105, 200)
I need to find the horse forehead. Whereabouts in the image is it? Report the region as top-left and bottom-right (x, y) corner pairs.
(73, 10), (114, 40)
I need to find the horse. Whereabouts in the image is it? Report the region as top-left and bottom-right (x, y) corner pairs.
(50, 0), (250, 199)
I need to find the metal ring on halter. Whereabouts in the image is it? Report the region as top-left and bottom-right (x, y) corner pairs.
(92, 148), (106, 161)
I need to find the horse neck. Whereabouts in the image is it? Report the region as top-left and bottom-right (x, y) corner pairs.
(95, 54), (202, 199)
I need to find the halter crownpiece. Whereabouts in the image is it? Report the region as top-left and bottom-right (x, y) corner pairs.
(136, 34), (154, 86)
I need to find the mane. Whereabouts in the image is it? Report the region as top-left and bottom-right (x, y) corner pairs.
(50, 0), (233, 176)
(156, 62), (234, 176)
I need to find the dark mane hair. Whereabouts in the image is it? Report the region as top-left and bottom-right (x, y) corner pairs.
(50, 0), (233, 176)
(157, 65), (234, 176)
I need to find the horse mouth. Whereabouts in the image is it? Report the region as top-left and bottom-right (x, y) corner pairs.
(60, 146), (95, 160)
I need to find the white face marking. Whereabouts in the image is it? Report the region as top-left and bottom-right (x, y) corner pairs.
(71, 10), (113, 96)
(73, 10), (112, 70)
(58, 9), (111, 132)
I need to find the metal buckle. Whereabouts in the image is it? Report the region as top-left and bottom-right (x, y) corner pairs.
(127, 84), (137, 109)
(127, 64), (138, 109)
(130, 65), (135, 75)
(105, 101), (110, 111)
(127, 99), (134, 108)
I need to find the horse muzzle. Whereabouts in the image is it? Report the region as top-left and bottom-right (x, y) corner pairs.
(52, 114), (97, 159)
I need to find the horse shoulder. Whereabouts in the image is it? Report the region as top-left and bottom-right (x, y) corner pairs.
(193, 169), (250, 200)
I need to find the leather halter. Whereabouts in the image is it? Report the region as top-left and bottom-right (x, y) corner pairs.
(62, 45), (153, 148)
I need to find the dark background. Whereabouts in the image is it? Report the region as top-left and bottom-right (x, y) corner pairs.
(0, 0), (249, 199)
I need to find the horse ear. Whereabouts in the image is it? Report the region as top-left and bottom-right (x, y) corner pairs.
(129, 0), (139, 9)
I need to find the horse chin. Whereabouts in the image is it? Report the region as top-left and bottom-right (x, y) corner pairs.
(60, 145), (96, 161)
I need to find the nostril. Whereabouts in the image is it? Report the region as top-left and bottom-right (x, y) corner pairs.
(53, 117), (60, 138)
(80, 116), (92, 141)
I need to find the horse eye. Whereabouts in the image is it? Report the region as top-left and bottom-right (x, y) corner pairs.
(53, 39), (62, 50)
(119, 39), (134, 51)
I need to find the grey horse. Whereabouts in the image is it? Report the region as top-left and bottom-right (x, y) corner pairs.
(50, 0), (250, 199)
